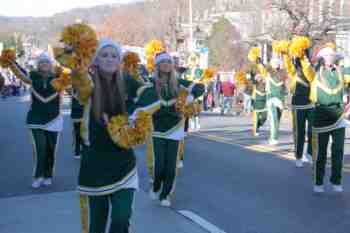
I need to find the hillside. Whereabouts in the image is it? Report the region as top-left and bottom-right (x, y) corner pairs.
(0, 3), (124, 46)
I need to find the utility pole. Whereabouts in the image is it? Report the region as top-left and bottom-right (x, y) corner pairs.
(189, 0), (194, 52)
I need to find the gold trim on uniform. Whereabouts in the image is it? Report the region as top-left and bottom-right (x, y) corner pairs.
(29, 130), (38, 177)
(152, 119), (185, 138)
(79, 194), (89, 233)
(78, 168), (138, 196)
(292, 110), (298, 154)
(27, 114), (63, 130)
(133, 83), (154, 103)
(291, 104), (314, 110)
(160, 98), (177, 107)
(312, 116), (344, 133)
(31, 88), (59, 103)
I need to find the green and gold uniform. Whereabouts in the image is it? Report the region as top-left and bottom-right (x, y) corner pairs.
(138, 77), (204, 202)
(301, 57), (350, 186)
(266, 72), (286, 142)
(251, 75), (267, 135)
(284, 55), (314, 160)
(76, 73), (147, 233)
(11, 63), (62, 180)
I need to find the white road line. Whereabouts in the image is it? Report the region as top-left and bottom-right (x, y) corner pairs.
(178, 210), (226, 233)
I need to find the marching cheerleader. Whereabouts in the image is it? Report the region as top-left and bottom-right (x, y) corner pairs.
(300, 45), (350, 193)
(72, 37), (154, 233)
(2, 52), (66, 188)
(258, 58), (287, 145)
(282, 51), (314, 167)
(140, 52), (204, 207)
(251, 72), (267, 136)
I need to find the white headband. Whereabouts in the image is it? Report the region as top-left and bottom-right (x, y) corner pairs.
(270, 58), (282, 68)
(92, 38), (122, 65)
(317, 47), (336, 58)
(37, 52), (54, 65)
(155, 53), (174, 66)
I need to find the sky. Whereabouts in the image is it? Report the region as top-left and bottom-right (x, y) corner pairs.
(0, 0), (138, 17)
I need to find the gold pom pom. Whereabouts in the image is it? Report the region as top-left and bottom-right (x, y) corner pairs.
(201, 68), (215, 83)
(289, 36), (311, 58)
(51, 67), (72, 92)
(144, 40), (165, 73)
(234, 70), (247, 85)
(272, 40), (290, 55)
(175, 89), (188, 113)
(107, 112), (153, 149)
(60, 23), (98, 69)
(248, 47), (261, 63)
(0, 48), (16, 68)
(123, 52), (143, 82)
(175, 89), (198, 118)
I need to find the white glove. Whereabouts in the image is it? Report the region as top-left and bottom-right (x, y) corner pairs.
(186, 94), (194, 104)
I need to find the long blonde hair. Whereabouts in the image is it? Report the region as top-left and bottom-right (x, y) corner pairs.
(154, 67), (179, 98)
(91, 67), (127, 124)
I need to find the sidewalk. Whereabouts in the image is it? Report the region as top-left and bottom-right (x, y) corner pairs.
(0, 190), (207, 233)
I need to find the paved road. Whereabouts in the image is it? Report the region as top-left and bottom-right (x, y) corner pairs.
(1, 97), (350, 233)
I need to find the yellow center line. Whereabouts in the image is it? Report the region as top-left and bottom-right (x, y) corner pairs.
(192, 133), (350, 173)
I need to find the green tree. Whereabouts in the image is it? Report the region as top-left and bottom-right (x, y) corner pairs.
(205, 17), (247, 71)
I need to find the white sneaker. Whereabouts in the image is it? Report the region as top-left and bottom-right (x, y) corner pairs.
(74, 155), (81, 159)
(305, 154), (313, 164)
(177, 161), (184, 169)
(160, 198), (171, 207)
(295, 159), (304, 168)
(42, 178), (52, 186)
(313, 185), (325, 193)
(332, 185), (343, 193)
(149, 190), (158, 200)
(269, 139), (278, 145)
(253, 132), (260, 137)
(32, 177), (44, 189)
(149, 178), (154, 184)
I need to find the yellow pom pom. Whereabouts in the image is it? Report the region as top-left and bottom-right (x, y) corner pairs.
(123, 52), (143, 82)
(144, 40), (165, 73)
(60, 23), (98, 69)
(107, 112), (153, 149)
(248, 47), (261, 63)
(0, 48), (16, 68)
(273, 40), (290, 55)
(234, 71), (247, 85)
(202, 68), (215, 83)
(289, 36), (311, 58)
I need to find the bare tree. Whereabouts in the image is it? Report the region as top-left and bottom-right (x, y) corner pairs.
(268, 0), (337, 42)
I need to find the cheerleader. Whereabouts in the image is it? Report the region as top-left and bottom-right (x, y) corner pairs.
(300, 45), (350, 193)
(282, 52), (314, 167)
(251, 72), (267, 136)
(73, 38), (156, 233)
(138, 52), (204, 207)
(258, 58), (287, 145)
(4, 53), (65, 188)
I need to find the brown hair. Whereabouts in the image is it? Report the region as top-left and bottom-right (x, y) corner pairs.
(91, 67), (127, 124)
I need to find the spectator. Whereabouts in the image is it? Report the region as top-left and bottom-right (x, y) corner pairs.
(221, 77), (236, 115)
(243, 83), (253, 115)
(214, 75), (223, 111)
